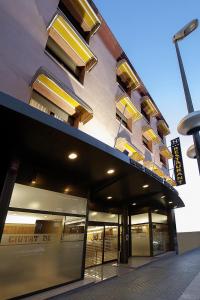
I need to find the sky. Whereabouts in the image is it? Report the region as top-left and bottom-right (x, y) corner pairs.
(93, 0), (200, 232)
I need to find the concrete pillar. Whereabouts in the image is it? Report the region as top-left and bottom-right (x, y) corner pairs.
(168, 209), (178, 254)
(0, 159), (19, 241)
(120, 207), (129, 263)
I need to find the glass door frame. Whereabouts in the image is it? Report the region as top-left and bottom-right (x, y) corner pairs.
(85, 221), (119, 268)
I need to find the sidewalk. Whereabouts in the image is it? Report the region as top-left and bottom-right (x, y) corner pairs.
(49, 248), (200, 300)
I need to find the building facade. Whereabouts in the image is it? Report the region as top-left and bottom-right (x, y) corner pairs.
(0, 1), (184, 299)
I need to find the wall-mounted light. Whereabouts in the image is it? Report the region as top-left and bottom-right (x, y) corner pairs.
(107, 196), (112, 199)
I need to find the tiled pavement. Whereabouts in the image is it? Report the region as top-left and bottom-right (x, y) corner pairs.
(50, 249), (200, 300)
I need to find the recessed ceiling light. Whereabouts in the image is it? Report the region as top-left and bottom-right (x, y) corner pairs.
(68, 153), (78, 160)
(142, 184), (149, 189)
(169, 201), (173, 204)
(31, 180), (36, 184)
(161, 195), (166, 199)
(107, 169), (115, 174)
(132, 203), (136, 206)
(107, 196), (112, 199)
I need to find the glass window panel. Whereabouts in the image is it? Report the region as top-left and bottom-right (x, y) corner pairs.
(104, 226), (118, 262)
(152, 223), (170, 255)
(10, 184), (87, 215)
(151, 213), (167, 224)
(131, 224), (150, 256)
(89, 211), (118, 223)
(131, 213), (149, 224)
(0, 211), (86, 299)
(85, 226), (104, 268)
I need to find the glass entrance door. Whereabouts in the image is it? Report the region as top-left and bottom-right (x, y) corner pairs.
(104, 226), (118, 262)
(85, 225), (119, 268)
(85, 226), (104, 268)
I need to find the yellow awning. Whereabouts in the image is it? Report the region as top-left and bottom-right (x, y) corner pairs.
(165, 176), (176, 186)
(65, 0), (101, 35)
(141, 96), (159, 117)
(48, 14), (97, 71)
(116, 94), (143, 122)
(160, 145), (173, 159)
(142, 125), (161, 144)
(115, 137), (145, 161)
(157, 120), (170, 136)
(32, 72), (93, 124)
(116, 59), (140, 90)
(144, 161), (164, 178)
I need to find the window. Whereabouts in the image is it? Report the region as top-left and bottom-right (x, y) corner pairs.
(58, 0), (101, 43)
(116, 75), (131, 96)
(31, 72), (93, 127)
(160, 154), (167, 167)
(141, 105), (150, 122)
(46, 36), (85, 84)
(142, 135), (152, 152)
(58, 1), (88, 40)
(45, 14), (97, 84)
(157, 128), (164, 141)
(116, 108), (132, 132)
(30, 91), (75, 126)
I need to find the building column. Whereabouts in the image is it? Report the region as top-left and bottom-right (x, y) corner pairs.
(148, 210), (154, 256)
(120, 207), (129, 263)
(81, 195), (89, 278)
(0, 159), (20, 241)
(168, 209), (178, 254)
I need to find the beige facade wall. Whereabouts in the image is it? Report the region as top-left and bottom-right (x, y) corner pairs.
(0, 0), (169, 175)
(178, 232), (200, 254)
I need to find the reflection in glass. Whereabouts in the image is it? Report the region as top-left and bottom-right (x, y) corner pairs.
(0, 211), (85, 300)
(152, 223), (170, 255)
(104, 226), (118, 262)
(85, 226), (104, 268)
(131, 224), (150, 256)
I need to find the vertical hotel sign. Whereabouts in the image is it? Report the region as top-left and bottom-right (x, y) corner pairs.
(171, 137), (186, 186)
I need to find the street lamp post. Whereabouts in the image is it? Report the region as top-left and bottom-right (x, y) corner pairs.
(173, 19), (200, 174)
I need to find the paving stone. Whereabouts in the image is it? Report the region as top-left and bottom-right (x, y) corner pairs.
(50, 249), (200, 300)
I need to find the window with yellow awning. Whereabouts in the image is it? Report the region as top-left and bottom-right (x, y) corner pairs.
(60, 0), (101, 37)
(116, 59), (140, 91)
(160, 145), (173, 159)
(31, 71), (93, 125)
(47, 14), (97, 72)
(144, 161), (165, 178)
(116, 94), (143, 122)
(115, 137), (145, 161)
(157, 120), (170, 136)
(142, 125), (161, 144)
(141, 96), (159, 117)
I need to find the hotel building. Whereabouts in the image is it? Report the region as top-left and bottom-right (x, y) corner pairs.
(0, 0), (184, 299)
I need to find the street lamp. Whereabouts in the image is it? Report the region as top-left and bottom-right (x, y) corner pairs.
(173, 19), (200, 174)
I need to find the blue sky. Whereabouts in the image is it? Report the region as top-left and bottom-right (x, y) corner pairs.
(94, 0), (200, 231)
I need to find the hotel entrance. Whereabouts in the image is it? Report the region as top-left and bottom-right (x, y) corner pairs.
(85, 212), (119, 268)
